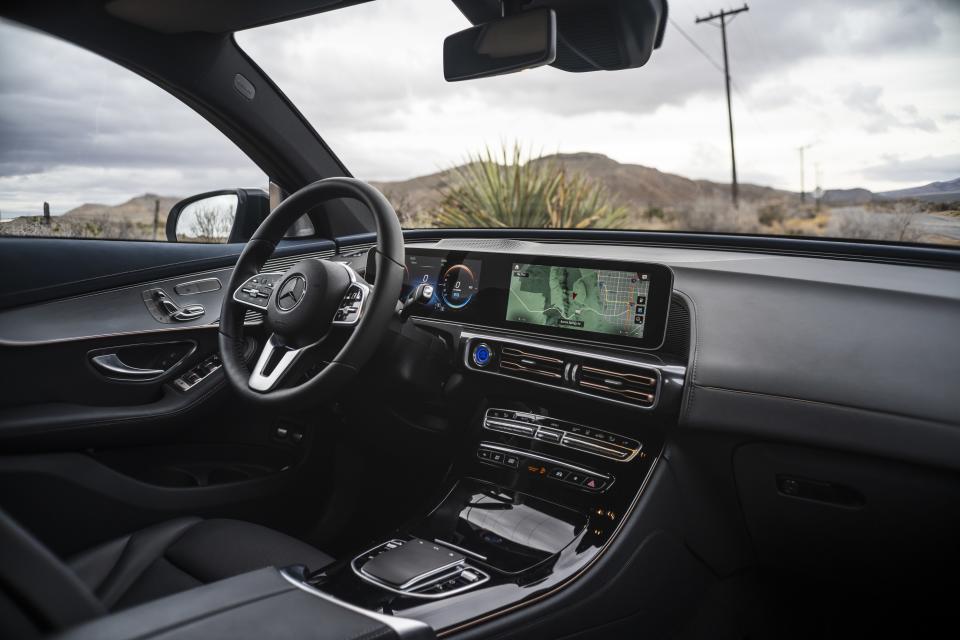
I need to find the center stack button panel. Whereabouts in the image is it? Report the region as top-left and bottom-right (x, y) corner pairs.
(483, 408), (642, 462)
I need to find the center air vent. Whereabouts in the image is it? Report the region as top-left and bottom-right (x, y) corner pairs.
(573, 362), (657, 407)
(465, 337), (660, 409)
(499, 345), (565, 381)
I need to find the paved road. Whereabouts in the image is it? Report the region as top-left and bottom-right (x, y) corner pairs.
(827, 207), (960, 243)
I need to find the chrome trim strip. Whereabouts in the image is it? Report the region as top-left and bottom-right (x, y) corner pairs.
(483, 417), (537, 437)
(174, 277), (222, 295)
(248, 334), (303, 392)
(434, 539), (488, 562)
(561, 433), (631, 460)
(365, 556), (464, 591)
(462, 331), (680, 412)
(279, 569), (434, 639)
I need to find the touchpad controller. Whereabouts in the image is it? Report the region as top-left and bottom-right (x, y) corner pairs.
(362, 539), (465, 589)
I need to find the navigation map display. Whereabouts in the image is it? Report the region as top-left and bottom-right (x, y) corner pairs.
(506, 263), (651, 339)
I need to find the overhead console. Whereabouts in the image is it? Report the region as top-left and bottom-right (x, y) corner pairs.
(397, 247), (674, 351)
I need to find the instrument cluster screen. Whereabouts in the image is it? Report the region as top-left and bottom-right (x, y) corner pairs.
(403, 253), (483, 313)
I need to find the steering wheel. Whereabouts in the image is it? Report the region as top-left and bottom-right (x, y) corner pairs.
(219, 177), (404, 407)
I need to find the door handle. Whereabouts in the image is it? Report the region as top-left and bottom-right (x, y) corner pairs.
(90, 353), (165, 379)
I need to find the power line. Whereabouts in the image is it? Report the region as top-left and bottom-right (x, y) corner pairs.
(672, 15), (766, 136)
(669, 18), (724, 73)
(696, 3), (750, 208)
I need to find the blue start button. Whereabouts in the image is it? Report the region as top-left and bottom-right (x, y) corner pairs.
(472, 343), (493, 367)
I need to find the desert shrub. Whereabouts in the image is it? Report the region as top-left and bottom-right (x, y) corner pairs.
(670, 196), (761, 234)
(757, 203), (786, 226)
(644, 206), (666, 220)
(829, 202), (924, 242)
(434, 144), (628, 229)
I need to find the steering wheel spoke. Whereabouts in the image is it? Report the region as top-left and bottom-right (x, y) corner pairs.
(248, 334), (304, 392)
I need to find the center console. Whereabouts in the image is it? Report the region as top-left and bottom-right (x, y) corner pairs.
(301, 245), (688, 635)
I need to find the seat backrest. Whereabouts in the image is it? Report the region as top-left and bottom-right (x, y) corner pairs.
(0, 508), (105, 637)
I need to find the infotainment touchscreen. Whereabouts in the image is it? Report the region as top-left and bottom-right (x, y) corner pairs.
(506, 263), (651, 339)
(398, 248), (673, 350)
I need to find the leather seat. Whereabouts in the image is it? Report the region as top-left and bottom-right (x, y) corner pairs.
(67, 517), (335, 612)
(1, 509), (335, 637)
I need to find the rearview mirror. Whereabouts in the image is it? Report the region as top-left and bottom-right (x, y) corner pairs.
(444, 8), (556, 82)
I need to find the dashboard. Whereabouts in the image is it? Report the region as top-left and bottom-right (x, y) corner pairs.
(394, 248), (674, 350)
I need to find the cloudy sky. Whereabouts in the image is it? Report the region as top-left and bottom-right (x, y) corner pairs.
(1, 0), (959, 218)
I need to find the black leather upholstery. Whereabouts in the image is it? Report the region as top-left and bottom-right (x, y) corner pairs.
(0, 509), (105, 636)
(67, 518), (335, 612)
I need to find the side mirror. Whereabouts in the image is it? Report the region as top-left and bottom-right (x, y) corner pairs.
(166, 189), (269, 243)
(444, 8), (556, 82)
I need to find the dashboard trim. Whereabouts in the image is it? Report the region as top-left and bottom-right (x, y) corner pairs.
(459, 330), (680, 412)
(411, 315), (675, 357)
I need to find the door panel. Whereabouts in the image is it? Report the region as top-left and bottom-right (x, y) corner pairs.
(0, 236), (339, 549)
(0, 237), (337, 309)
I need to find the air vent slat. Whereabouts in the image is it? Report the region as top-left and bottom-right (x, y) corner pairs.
(574, 359), (659, 408)
(498, 344), (564, 382)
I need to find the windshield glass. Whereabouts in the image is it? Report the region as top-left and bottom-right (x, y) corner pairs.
(238, 1), (960, 246)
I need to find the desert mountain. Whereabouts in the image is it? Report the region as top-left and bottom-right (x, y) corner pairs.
(822, 177), (960, 206)
(62, 193), (181, 224)
(372, 152), (791, 215)
(878, 177), (960, 203)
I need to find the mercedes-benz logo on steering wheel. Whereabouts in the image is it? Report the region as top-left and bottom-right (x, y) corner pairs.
(276, 275), (306, 311)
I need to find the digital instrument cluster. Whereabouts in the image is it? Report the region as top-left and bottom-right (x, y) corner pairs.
(402, 253), (483, 313)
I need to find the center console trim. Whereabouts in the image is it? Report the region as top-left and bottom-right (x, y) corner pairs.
(440, 453), (662, 636)
(350, 540), (492, 600)
(279, 568), (435, 639)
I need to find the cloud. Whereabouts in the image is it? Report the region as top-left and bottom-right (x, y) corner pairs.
(1, 0), (959, 217)
(863, 153), (960, 183)
(842, 83), (939, 133)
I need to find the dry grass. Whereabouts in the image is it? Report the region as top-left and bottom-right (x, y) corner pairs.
(0, 214), (164, 240)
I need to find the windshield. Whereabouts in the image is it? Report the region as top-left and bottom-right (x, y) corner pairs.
(240, 0), (960, 245)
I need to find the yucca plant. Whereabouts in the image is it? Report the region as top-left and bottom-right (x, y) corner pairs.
(434, 144), (628, 229)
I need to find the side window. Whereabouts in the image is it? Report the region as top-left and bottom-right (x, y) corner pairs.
(0, 19), (268, 242)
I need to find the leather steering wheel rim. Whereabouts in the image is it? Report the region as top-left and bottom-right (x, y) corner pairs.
(218, 177), (405, 407)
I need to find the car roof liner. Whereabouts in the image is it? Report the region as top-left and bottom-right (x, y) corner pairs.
(104, 0), (373, 34)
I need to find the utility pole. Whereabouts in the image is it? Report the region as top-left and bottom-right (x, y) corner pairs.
(814, 162), (823, 212)
(797, 143), (814, 203)
(696, 3), (749, 208)
(153, 198), (160, 240)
